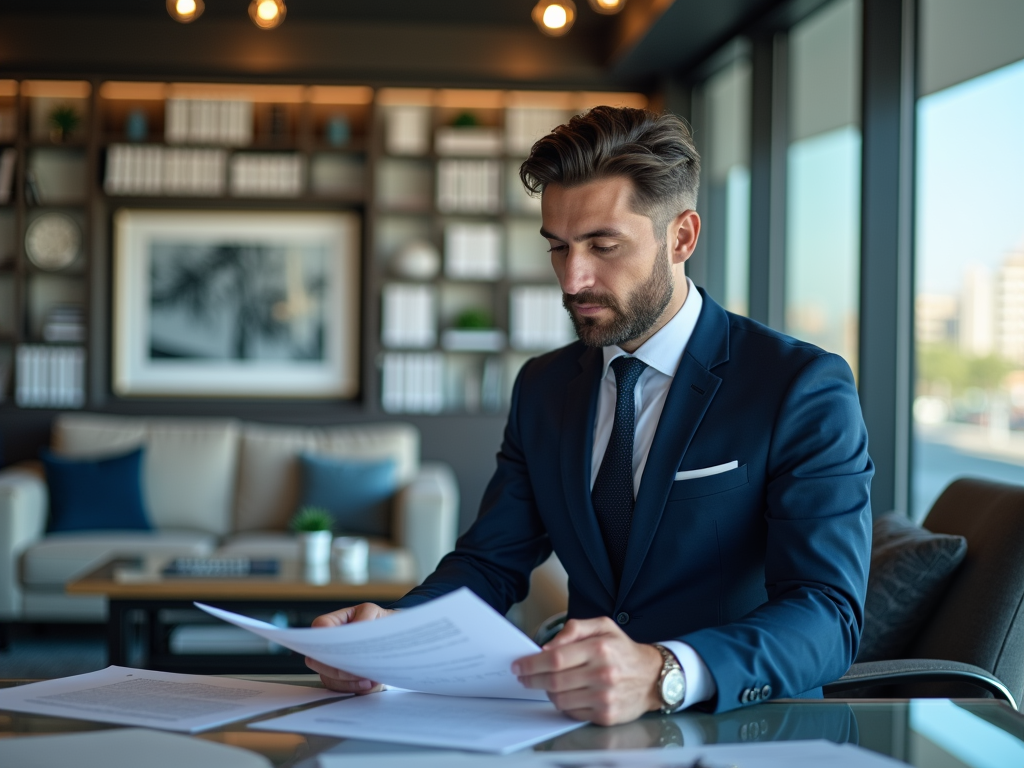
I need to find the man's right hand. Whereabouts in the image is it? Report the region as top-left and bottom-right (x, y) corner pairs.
(305, 602), (397, 693)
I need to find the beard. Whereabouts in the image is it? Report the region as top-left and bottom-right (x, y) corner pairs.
(563, 243), (674, 348)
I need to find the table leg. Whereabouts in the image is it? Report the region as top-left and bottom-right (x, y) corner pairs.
(107, 601), (126, 666)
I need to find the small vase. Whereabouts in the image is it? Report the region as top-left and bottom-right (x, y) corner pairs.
(298, 530), (333, 566)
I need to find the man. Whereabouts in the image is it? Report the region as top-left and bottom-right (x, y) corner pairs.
(306, 106), (873, 725)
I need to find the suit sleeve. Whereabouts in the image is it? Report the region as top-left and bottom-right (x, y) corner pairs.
(390, 366), (553, 614)
(679, 352), (873, 713)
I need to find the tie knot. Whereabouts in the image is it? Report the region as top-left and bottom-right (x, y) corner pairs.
(610, 356), (648, 393)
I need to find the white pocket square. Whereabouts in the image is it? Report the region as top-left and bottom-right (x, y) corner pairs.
(675, 461), (739, 481)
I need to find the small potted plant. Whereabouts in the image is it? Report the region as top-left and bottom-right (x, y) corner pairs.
(290, 506), (334, 566)
(49, 104), (81, 144)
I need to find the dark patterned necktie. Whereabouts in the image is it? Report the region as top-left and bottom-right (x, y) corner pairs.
(591, 355), (648, 581)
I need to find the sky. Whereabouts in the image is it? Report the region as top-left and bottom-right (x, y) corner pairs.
(916, 57), (1024, 296)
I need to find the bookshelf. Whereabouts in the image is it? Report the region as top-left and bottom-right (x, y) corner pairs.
(0, 78), (645, 414)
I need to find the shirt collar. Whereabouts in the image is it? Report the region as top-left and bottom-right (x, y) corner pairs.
(601, 277), (703, 380)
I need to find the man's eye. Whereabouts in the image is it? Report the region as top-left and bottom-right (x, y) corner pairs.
(547, 244), (567, 253)
(592, 244), (617, 253)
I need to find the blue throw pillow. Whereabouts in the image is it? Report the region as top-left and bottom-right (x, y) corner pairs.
(42, 447), (153, 533)
(297, 453), (398, 537)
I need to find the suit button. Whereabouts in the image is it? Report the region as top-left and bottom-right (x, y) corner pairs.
(761, 684), (772, 700)
(616, 612), (629, 625)
(740, 688), (751, 703)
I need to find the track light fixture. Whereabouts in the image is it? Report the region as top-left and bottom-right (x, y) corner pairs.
(588, 0), (625, 14)
(532, 0), (576, 37)
(249, 0), (287, 30)
(167, 0), (204, 23)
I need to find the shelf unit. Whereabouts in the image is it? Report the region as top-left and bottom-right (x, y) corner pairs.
(0, 78), (646, 414)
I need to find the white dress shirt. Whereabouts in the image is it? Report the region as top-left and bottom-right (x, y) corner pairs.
(589, 277), (716, 710)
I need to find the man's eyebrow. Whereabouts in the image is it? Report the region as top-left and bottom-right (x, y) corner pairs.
(539, 227), (626, 242)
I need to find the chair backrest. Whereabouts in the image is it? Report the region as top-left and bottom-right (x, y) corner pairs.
(909, 478), (1024, 705)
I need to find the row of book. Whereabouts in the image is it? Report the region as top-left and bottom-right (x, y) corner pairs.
(444, 223), (502, 280)
(436, 159), (501, 214)
(509, 286), (575, 351)
(105, 145), (226, 196)
(381, 284), (437, 349)
(380, 353), (445, 413)
(165, 99), (254, 146)
(15, 345), (86, 409)
(229, 153), (304, 197)
(382, 106), (570, 158)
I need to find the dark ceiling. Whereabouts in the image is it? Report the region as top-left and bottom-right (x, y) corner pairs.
(0, 0), (790, 88)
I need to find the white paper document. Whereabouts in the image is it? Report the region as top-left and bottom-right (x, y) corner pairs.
(315, 739), (908, 767)
(0, 665), (342, 732)
(252, 688), (586, 754)
(197, 587), (547, 701)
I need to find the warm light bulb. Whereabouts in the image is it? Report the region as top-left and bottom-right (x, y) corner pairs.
(588, 0), (625, 13)
(532, 0), (576, 37)
(248, 0), (287, 29)
(167, 0), (204, 23)
(543, 4), (567, 28)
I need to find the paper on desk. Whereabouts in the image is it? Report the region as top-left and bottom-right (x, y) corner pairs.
(197, 587), (547, 701)
(251, 688), (586, 754)
(0, 728), (272, 768)
(0, 665), (342, 733)
(315, 739), (908, 767)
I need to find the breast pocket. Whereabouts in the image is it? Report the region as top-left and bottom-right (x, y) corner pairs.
(668, 463), (748, 501)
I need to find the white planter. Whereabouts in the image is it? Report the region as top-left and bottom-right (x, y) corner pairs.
(333, 536), (370, 584)
(298, 531), (333, 566)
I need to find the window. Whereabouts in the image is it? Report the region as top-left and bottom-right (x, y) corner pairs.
(913, 0), (1024, 519)
(783, 0), (861, 373)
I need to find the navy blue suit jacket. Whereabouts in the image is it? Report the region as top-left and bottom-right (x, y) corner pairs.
(393, 290), (873, 713)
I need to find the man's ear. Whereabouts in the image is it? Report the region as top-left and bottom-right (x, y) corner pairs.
(668, 210), (700, 265)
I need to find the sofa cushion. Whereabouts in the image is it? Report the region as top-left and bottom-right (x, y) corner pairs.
(22, 531), (216, 586)
(42, 447), (152, 533)
(857, 512), (968, 663)
(234, 422), (419, 532)
(53, 414), (239, 536)
(298, 453), (398, 537)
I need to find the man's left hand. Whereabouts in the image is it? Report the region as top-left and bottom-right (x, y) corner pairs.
(512, 616), (664, 725)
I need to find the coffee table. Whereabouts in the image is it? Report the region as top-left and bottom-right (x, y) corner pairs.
(66, 556), (415, 674)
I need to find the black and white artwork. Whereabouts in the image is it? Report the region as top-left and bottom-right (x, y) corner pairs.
(114, 210), (359, 397)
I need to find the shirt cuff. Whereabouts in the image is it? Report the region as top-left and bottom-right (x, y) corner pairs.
(659, 640), (716, 711)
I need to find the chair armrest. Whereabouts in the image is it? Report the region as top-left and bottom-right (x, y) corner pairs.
(392, 462), (459, 583)
(0, 463), (49, 619)
(824, 659), (1018, 710)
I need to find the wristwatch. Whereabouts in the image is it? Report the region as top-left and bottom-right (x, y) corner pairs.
(653, 644), (686, 714)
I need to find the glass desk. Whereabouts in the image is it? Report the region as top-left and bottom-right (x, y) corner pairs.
(1, 678), (1022, 767)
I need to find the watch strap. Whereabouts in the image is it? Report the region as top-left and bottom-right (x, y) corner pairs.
(653, 643), (685, 714)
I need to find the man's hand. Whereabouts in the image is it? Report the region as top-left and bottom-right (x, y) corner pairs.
(305, 602), (397, 694)
(512, 616), (664, 726)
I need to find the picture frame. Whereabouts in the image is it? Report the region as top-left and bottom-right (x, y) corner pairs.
(113, 209), (360, 398)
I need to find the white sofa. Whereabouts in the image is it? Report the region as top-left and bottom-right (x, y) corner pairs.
(0, 413), (459, 624)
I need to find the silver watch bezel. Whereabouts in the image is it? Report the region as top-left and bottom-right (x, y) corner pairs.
(654, 644), (686, 713)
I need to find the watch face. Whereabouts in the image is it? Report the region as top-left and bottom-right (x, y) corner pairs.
(662, 668), (685, 705)
(25, 213), (81, 271)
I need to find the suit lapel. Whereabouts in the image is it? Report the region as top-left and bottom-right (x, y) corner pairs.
(615, 291), (731, 607)
(560, 346), (616, 601)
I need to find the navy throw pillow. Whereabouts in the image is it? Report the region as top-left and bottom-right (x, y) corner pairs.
(297, 453), (398, 537)
(42, 447), (153, 533)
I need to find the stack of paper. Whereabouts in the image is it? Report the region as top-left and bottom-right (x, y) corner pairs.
(435, 127), (503, 156)
(436, 159), (500, 213)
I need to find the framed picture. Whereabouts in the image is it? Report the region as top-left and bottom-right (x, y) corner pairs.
(113, 209), (360, 398)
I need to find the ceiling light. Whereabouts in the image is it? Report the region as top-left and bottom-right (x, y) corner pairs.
(533, 0), (576, 37)
(588, 0), (625, 14)
(167, 0), (204, 23)
(249, 0), (287, 30)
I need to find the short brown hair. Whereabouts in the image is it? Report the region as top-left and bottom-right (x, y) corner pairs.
(519, 106), (700, 229)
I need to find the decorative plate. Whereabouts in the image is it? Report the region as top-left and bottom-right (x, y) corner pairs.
(26, 212), (81, 271)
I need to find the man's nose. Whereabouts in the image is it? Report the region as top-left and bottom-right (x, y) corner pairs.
(559, 249), (595, 295)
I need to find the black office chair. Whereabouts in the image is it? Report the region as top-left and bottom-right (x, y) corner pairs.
(825, 478), (1024, 709)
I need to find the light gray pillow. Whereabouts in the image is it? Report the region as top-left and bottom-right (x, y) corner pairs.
(856, 512), (967, 663)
